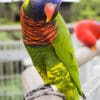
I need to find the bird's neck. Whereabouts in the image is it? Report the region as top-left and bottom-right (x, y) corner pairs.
(20, 7), (57, 47)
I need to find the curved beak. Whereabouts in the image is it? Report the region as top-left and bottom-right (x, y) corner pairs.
(44, 3), (57, 23)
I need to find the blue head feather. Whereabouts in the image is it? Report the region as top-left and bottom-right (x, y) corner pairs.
(31, 0), (62, 9)
(31, 0), (45, 10)
(46, 0), (62, 4)
(27, 0), (62, 21)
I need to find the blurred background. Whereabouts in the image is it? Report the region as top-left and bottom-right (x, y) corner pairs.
(0, 0), (100, 100)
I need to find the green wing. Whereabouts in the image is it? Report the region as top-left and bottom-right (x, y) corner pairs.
(52, 12), (84, 97)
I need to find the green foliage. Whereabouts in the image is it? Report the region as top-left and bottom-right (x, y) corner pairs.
(0, 75), (23, 100)
(0, 32), (12, 41)
(8, 3), (19, 14)
(71, 0), (100, 22)
(0, 31), (22, 41)
(0, 2), (20, 23)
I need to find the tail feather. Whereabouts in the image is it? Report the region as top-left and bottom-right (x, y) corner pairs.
(81, 92), (86, 100)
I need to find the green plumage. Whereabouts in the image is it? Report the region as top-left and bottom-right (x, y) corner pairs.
(21, 1), (85, 99)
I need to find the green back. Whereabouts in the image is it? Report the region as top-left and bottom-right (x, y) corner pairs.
(52, 12), (83, 96)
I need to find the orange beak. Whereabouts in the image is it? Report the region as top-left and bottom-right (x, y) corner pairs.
(44, 3), (56, 23)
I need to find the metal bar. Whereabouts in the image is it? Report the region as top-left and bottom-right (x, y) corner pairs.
(76, 40), (100, 65)
(83, 75), (100, 98)
(0, 24), (74, 32)
(0, 25), (21, 32)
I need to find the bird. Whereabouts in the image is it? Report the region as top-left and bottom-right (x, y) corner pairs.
(74, 19), (100, 50)
(20, 0), (86, 100)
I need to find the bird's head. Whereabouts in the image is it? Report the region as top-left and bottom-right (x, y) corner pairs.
(23, 0), (62, 22)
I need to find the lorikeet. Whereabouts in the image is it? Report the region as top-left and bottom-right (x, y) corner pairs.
(74, 20), (100, 50)
(20, 0), (86, 100)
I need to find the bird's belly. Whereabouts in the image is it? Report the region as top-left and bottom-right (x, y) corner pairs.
(46, 62), (79, 100)
(47, 63), (73, 91)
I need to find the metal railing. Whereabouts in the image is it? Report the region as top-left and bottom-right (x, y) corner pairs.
(0, 24), (74, 33)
